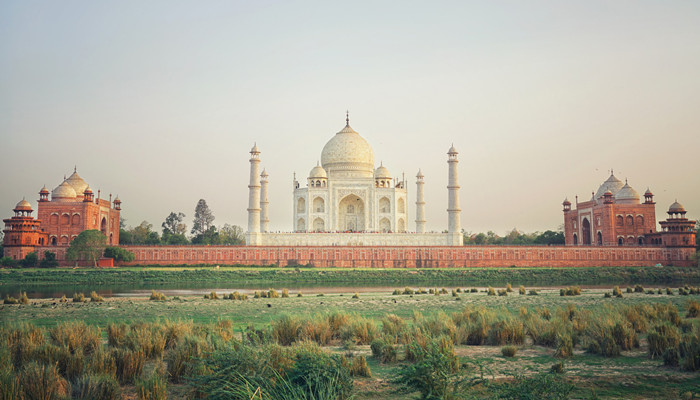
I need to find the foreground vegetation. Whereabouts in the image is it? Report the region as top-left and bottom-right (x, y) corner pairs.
(2, 284), (700, 399)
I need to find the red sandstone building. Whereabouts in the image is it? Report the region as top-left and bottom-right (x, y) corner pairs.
(2, 169), (121, 260)
(563, 172), (695, 248)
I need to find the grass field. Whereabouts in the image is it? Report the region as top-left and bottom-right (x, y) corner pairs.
(2, 284), (700, 399)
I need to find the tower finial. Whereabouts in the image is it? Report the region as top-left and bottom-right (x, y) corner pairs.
(346, 110), (349, 125)
(74, 165), (77, 173)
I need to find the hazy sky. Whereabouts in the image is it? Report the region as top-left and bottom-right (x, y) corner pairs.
(1, 1), (698, 236)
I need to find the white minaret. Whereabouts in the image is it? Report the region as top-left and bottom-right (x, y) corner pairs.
(447, 144), (463, 245)
(415, 169), (426, 233)
(246, 143), (261, 245)
(260, 168), (269, 233)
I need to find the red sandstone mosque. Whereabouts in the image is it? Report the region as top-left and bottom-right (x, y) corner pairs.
(2, 169), (120, 261)
(563, 171), (696, 249)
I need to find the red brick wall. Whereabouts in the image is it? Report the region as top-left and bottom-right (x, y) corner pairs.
(80, 245), (699, 268)
(37, 199), (120, 246)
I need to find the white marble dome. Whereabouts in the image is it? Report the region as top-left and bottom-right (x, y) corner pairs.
(614, 182), (640, 204)
(52, 180), (77, 201)
(375, 164), (391, 179)
(321, 123), (375, 178)
(595, 173), (625, 202)
(309, 163), (327, 179)
(66, 171), (89, 195)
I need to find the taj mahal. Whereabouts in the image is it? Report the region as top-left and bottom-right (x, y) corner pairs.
(245, 114), (464, 246)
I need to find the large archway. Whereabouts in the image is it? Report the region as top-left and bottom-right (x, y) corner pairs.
(100, 217), (107, 235)
(582, 218), (591, 245)
(338, 195), (365, 232)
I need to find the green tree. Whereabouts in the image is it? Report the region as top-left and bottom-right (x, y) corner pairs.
(19, 251), (38, 268)
(219, 224), (244, 245)
(39, 251), (59, 268)
(66, 230), (107, 267)
(192, 226), (220, 245)
(162, 212), (189, 245)
(192, 199), (214, 236)
(129, 221), (160, 245)
(534, 230), (565, 245)
(104, 246), (135, 262)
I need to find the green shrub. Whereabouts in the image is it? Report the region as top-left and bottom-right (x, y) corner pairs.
(73, 374), (121, 400)
(268, 289), (280, 298)
(519, 285), (526, 295)
(4, 295), (18, 305)
(667, 287), (673, 295)
(396, 337), (461, 400)
(550, 362), (564, 373)
(73, 292), (86, 303)
(403, 287), (414, 295)
(19, 292), (30, 305)
(487, 287), (496, 296)
(626, 287), (633, 293)
(687, 301), (700, 318)
(370, 337), (397, 363)
(282, 288), (290, 298)
(506, 283), (513, 292)
(501, 345), (517, 357)
(604, 292), (612, 298)
(497, 289), (508, 296)
(470, 288), (478, 293)
(352, 292), (359, 299)
(492, 372), (574, 399)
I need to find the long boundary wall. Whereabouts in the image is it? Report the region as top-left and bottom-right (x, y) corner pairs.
(83, 245), (700, 268)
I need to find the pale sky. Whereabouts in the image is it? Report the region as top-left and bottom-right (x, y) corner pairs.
(1, 1), (698, 236)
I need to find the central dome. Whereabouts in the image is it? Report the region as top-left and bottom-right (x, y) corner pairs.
(320, 122), (375, 178)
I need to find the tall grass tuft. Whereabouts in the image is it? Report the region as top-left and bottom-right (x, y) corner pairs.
(519, 285), (526, 295)
(282, 288), (290, 298)
(166, 335), (209, 383)
(73, 374), (121, 400)
(348, 355), (372, 377)
(136, 372), (167, 400)
(149, 291), (167, 301)
(113, 348), (145, 384)
(340, 315), (378, 345)
(49, 321), (100, 355)
(73, 292), (86, 303)
(89, 291), (104, 302)
(687, 300), (700, 318)
(273, 315), (302, 346)
(268, 289), (280, 298)
(19, 292), (30, 305)
(648, 323), (681, 359)
(19, 362), (71, 400)
(4, 323), (46, 368)
(487, 287), (496, 296)
(506, 283), (513, 292)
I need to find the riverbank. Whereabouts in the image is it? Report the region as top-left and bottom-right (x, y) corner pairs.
(2, 266), (700, 288)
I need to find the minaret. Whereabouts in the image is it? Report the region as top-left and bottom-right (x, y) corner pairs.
(246, 143), (262, 245)
(260, 168), (269, 233)
(416, 169), (426, 233)
(447, 144), (463, 245)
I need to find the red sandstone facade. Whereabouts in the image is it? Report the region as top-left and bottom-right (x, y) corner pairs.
(2, 200), (49, 260)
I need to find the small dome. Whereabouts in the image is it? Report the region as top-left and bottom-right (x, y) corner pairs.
(375, 163), (391, 179)
(604, 190), (613, 196)
(645, 188), (653, 196)
(14, 199), (32, 211)
(114, 196), (121, 203)
(309, 163), (327, 179)
(595, 173), (625, 201)
(51, 180), (77, 201)
(614, 182), (640, 204)
(66, 170), (89, 195)
(448, 144), (458, 154)
(83, 186), (93, 194)
(669, 201), (685, 213)
(261, 168), (268, 178)
(39, 185), (49, 194)
(416, 169), (424, 178)
(562, 198), (571, 205)
(250, 143), (260, 153)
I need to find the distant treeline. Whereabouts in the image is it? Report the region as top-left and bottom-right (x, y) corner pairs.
(464, 229), (565, 245)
